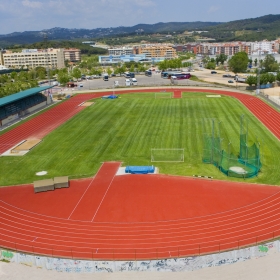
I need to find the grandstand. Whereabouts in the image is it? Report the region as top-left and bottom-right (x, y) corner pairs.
(0, 86), (54, 128)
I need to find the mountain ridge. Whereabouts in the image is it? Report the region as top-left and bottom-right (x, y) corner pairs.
(0, 14), (280, 47)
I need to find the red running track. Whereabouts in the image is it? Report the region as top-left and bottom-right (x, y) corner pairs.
(0, 88), (279, 260)
(0, 164), (280, 260)
(173, 90), (182, 98)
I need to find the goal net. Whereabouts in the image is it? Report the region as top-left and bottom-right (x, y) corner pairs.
(154, 92), (172, 99)
(151, 149), (184, 162)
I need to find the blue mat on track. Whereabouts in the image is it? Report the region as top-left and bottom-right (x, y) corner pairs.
(125, 166), (155, 174)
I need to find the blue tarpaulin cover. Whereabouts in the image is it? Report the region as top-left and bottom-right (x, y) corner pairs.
(125, 166), (155, 174)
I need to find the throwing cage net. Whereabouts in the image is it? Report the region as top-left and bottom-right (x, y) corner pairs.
(202, 116), (262, 178)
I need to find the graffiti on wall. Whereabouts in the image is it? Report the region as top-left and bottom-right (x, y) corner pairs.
(0, 241), (279, 274)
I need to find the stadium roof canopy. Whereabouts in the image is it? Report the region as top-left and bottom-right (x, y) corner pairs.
(0, 86), (54, 107)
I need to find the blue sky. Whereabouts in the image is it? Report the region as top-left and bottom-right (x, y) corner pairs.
(1, 0), (280, 34)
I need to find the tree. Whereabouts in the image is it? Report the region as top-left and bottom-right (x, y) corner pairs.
(246, 75), (257, 86)
(138, 64), (147, 72)
(216, 54), (228, 65)
(35, 67), (46, 80)
(266, 73), (276, 83)
(10, 72), (17, 80)
(228, 52), (249, 74)
(57, 71), (70, 86)
(107, 68), (113, 76)
(276, 72), (280, 82)
(72, 67), (82, 81)
(205, 61), (216, 69)
(262, 54), (279, 72)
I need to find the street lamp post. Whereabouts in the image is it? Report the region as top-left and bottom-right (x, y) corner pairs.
(256, 68), (261, 95)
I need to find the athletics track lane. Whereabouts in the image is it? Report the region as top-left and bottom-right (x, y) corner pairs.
(0, 176), (280, 259)
(68, 162), (121, 221)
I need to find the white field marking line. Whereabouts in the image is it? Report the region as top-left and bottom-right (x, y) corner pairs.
(91, 163), (121, 222)
(67, 163), (105, 220)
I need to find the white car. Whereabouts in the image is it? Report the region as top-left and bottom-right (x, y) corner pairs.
(125, 79), (131, 86)
(130, 78), (138, 86)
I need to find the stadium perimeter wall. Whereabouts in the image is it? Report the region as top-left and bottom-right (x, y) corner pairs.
(1, 241), (279, 274)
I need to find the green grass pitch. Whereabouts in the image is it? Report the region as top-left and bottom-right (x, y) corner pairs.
(0, 92), (279, 186)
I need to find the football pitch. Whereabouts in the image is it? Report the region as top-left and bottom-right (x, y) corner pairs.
(0, 92), (279, 186)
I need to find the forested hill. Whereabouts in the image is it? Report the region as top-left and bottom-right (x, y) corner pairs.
(0, 22), (220, 47)
(1, 14), (280, 47)
(202, 14), (280, 41)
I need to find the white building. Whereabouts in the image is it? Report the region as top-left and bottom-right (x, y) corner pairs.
(3, 48), (65, 69)
(251, 40), (274, 55)
(108, 47), (134, 56)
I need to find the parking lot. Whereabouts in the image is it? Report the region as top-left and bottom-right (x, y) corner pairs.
(64, 71), (209, 93)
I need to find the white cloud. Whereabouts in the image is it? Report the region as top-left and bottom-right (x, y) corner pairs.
(207, 5), (220, 13)
(22, 0), (42, 8)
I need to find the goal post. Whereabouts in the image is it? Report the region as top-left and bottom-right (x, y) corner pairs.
(151, 148), (184, 162)
(154, 92), (172, 99)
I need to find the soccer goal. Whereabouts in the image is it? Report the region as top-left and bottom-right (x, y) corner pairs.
(154, 92), (172, 99)
(151, 149), (184, 162)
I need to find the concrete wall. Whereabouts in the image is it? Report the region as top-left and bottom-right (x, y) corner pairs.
(1, 113), (19, 125)
(24, 101), (46, 114)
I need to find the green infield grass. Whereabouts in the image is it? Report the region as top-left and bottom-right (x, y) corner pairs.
(0, 92), (279, 186)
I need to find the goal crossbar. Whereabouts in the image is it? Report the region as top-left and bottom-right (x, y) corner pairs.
(151, 148), (184, 162)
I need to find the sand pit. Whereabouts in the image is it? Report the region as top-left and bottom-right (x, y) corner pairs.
(1, 139), (42, 156)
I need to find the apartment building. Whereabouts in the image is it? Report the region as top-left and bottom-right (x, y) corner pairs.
(2, 48), (65, 69)
(251, 40), (274, 55)
(136, 45), (177, 59)
(194, 42), (253, 56)
(64, 48), (81, 62)
(0, 50), (5, 65)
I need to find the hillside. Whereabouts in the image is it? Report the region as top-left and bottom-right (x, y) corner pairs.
(0, 14), (280, 47)
(202, 14), (280, 41)
(0, 22), (220, 47)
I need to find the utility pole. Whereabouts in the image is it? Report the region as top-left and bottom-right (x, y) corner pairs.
(44, 33), (51, 86)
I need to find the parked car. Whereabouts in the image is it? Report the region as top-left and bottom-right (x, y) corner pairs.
(130, 78), (138, 86)
(125, 79), (131, 86)
(211, 71), (217, 74)
(228, 80), (234, 83)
